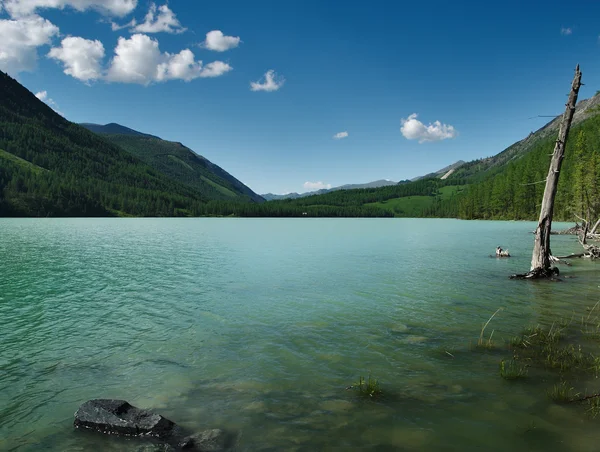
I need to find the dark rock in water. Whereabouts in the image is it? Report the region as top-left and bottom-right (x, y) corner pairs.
(74, 400), (232, 451)
(179, 429), (226, 451)
(74, 400), (176, 439)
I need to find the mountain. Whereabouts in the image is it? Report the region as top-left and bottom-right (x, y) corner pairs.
(411, 160), (466, 181)
(80, 123), (159, 139)
(265, 92), (600, 220)
(0, 71), (254, 217)
(261, 179), (401, 201)
(449, 93), (600, 182)
(338, 179), (403, 190)
(81, 123), (264, 203)
(446, 101), (600, 220)
(262, 192), (304, 201)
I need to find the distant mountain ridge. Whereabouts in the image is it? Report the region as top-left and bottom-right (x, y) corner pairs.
(81, 123), (264, 203)
(79, 123), (160, 139)
(262, 179), (402, 201)
(259, 90), (600, 219)
(411, 160), (466, 182)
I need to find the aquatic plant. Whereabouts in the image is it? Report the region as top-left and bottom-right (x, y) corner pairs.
(479, 303), (600, 418)
(499, 358), (528, 380)
(586, 397), (600, 418)
(476, 308), (503, 349)
(542, 343), (591, 371)
(548, 381), (576, 403)
(352, 374), (383, 399)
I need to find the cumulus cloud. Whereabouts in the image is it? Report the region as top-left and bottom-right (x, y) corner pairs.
(130, 3), (185, 34)
(2, 0), (137, 17)
(250, 69), (284, 92)
(304, 181), (332, 191)
(400, 113), (457, 143)
(105, 34), (231, 84)
(0, 15), (59, 74)
(48, 36), (105, 81)
(560, 27), (572, 36)
(35, 89), (63, 115)
(202, 30), (240, 51)
(333, 131), (348, 140)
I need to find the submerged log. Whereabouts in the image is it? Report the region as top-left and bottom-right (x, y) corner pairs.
(553, 245), (599, 260)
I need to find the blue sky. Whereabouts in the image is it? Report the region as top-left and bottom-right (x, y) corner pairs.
(2, 0), (600, 195)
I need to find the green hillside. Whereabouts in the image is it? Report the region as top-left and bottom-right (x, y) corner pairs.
(266, 95), (600, 221)
(0, 70), (211, 217)
(366, 185), (465, 217)
(270, 95), (600, 221)
(451, 114), (600, 220)
(81, 128), (263, 203)
(3, 64), (597, 220)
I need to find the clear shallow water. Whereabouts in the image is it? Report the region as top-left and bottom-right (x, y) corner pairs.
(0, 218), (599, 451)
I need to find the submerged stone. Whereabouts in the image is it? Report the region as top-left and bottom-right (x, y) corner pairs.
(135, 445), (176, 452)
(74, 399), (176, 439)
(400, 335), (428, 344)
(178, 429), (226, 451)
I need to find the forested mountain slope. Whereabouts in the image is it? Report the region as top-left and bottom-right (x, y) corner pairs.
(82, 124), (264, 203)
(449, 93), (600, 181)
(268, 94), (600, 220)
(453, 112), (600, 220)
(0, 71), (209, 217)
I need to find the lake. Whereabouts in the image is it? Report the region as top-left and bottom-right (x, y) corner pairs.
(1, 218), (599, 451)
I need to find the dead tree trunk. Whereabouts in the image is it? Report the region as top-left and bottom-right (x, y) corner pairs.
(512, 65), (582, 279)
(591, 217), (600, 235)
(580, 220), (589, 246)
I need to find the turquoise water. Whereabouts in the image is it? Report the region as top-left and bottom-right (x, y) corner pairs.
(1, 218), (599, 451)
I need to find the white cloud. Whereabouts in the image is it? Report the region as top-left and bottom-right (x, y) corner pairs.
(2, 0), (137, 17)
(0, 15), (59, 75)
(560, 27), (572, 36)
(131, 3), (185, 34)
(110, 18), (136, 31)
(400, 113), (457, 143)
(106, 34), (231, 84)
(35, 89), (64, 116)
(304, 181), (332, 191)
(250, 69), (284, 92)
(333, 131), (348, 140)
(196, 60), (231, 78)
(202, 30), (240, 52)
(48, 36), (105, 81)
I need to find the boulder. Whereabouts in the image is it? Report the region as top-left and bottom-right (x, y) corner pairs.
(74, 399), (176, 439)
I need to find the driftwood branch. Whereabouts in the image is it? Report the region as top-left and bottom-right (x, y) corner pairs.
(573, 393), (600, 402)
(554, 253), (586, 259)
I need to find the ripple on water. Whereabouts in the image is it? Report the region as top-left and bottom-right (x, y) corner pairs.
(0, 218), (598, 451)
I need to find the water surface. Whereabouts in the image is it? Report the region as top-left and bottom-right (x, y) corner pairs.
(1, 219), (599, 451)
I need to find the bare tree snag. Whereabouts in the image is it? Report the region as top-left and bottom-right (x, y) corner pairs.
(512, 66), (582, 279)
(579, 221), (589, 246)
(591, 218), (600, 235)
